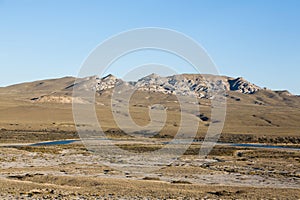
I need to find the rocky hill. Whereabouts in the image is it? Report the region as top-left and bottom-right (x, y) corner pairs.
(1, 73), (296, 106)
(0, 73), (299, 140)
(66, 73), (264, 99)
(134, 74), (261, 97)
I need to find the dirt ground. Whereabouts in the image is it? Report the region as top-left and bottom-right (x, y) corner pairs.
(0, 142), (299, 199)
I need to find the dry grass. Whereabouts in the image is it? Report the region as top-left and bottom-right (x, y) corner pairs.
(1, 174), (300, 199)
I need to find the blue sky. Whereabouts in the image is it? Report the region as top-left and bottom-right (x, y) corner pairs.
(0, 0), (299, 94)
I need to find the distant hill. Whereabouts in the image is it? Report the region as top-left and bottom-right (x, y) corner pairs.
(1, 73), (299, 109)
(0, 73), (299, 143)
(6, 73), (294, 107)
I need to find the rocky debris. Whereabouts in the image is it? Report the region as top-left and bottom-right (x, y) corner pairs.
(228, 77), (260, 94)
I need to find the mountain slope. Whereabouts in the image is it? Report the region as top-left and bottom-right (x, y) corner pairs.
(20, 74), (297, 108)
(0, 73), (299, 142)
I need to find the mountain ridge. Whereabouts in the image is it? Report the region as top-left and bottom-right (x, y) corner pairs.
(0, 74), (297, 106)
(0, 73), (299, 141)
(67, 73), (291, 97)
(0, 73), (295, 96)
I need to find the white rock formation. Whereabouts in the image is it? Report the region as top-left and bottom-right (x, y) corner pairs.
(71, 74), (262, 99)
(33, 73), (262, 103)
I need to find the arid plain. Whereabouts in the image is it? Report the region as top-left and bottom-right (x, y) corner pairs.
(0, 74), (299, 199)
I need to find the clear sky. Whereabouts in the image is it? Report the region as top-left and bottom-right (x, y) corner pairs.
(0, 0), (299, 94)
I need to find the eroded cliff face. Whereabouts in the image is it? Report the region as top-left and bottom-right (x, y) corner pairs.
(70, 73), (262, 98)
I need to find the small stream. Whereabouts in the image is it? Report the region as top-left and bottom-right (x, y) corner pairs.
(30, 139), (80, 146)
(28, 139), (300, 151)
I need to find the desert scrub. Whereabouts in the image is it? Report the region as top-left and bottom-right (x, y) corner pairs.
(11, 157), (17, 162)
(142, 177), (160, 181)
(15, 146), (61, 154)
(171, 180), (192, 184)
(116, 144), (163, 153)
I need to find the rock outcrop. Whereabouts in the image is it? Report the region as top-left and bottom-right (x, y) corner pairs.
(31, 73), (271, 103)
(228, 77), (260, 94)
(80, 73), (263, 98)
(62, 74), (261, 98)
